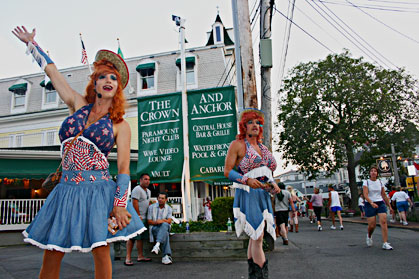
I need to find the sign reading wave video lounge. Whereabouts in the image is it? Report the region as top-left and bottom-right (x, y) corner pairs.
(137, 93), (184, 183)
(188, 86), (237, 181)
(137, 86), (236, 183)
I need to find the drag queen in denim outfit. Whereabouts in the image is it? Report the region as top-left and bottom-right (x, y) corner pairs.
(224, 109), (280, 279)
(13, 26), (145, 278)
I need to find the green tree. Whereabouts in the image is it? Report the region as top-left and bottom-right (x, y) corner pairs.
(276, 51), (419, 209)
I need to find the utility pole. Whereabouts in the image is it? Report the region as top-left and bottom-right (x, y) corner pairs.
(391, 144), (401, 187)
(236, 0), (258, 108)
(231, 0), (244, 111)
(260, 0), (274, 150)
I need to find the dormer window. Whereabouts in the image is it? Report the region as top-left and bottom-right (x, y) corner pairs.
(40, 79), (59, 109)
(136, 61), (157, 94)
(9, 81), (30, 113)
(176, 56), (198, 90)
(213, 23), (224, 44)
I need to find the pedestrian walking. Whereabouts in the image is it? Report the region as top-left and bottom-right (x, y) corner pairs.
(12, 26), (145, 279)
(287, 186), (301, 233)
(224, 108), (280, 279)
(310, 187), (323, 231)
(363, 166), (394, 250)
(328, 185), (344, 230)
(391, 187), (414, 226)
(274, 182), (296, 245)
(388, 186), (398, 223)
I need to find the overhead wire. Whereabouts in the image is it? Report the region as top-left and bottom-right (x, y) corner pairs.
(344, 0), (419, 45)
(318, 0), (399, 68)
(307, 0), (391, 68)
(314, 0), (419, 13)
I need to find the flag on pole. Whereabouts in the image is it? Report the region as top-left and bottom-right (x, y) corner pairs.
(80, 33), (92, 74)
(117, 38), (124, 59)
(116, 38), (133, 93)
(81, 40), (88, 64)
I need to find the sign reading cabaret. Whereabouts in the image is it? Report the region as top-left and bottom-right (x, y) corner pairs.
(137, 86), (237, 183)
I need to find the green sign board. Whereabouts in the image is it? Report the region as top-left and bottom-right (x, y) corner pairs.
(188, 86), (237, 181)
(137, 92), (184, 183)
(137, 86), (236, 183)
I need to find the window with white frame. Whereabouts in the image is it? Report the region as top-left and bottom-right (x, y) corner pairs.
(9, 134), (24, 148)
(14, 94), (25, 108)
(44, 130), (56, 146)
(40, 79), (59, 109)
(9, 81), (30, 113)
(136, 62), (156, 92)
(212, 22), (224, 44)
(176, 56), (197, 90)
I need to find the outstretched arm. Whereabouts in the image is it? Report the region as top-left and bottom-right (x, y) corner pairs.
(12, 26), (86, 113)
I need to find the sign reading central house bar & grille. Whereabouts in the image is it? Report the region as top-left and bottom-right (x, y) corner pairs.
(188, 86), (237, 181)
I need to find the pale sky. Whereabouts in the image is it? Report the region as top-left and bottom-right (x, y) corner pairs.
(1, 0), (419, 175)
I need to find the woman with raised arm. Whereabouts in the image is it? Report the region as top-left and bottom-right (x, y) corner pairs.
(224, 108), (280, 279)
(12, 26), (145, 279)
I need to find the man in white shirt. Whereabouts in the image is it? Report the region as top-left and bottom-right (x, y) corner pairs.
(125, 173), (152, 266)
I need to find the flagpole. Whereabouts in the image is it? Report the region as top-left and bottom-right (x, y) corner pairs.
(117, 38), (134, 93)
(80, 33), (93, 74)
(178, 17), (192, 221)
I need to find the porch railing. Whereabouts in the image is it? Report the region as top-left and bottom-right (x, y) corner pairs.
(0, 199), (46, 231)
(0, 197), (184, 231)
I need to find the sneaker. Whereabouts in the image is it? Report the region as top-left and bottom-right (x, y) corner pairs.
(402, 221), (408, 226)
(382, 242), (393, 250)
(162, 255), (173, 265)
(389, 219), (395, 223)
(318, 225), (322, 231)
(330, 225), (336, 230)
(310, 220), (313, 224)
(340, 225), (344, 230)
(400, 220), (403, 224)
(151, 243), (160, 255)
(366, 234), (373, 247)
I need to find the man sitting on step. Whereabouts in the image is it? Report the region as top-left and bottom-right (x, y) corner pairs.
(147, 192), (173, 265)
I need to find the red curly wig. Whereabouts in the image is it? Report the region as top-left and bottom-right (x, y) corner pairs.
(84, 59), (126, 123)
(236, 111), (264, 142)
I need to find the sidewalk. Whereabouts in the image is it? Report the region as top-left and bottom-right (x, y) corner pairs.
(341, 216), (419, 231)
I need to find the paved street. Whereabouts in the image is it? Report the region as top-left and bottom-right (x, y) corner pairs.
(0, 218), (418, 279)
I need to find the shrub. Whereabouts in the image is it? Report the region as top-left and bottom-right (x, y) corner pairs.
(170, 221), (224, 233)
(211, 197), (234, 228)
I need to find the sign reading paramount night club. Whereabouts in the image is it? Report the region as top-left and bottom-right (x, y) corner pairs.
(137, 92), (184, 183)
(137, 86), (236, 183)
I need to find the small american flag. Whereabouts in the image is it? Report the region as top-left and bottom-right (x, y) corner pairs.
(81, 39), (88, 64)
(80, 34), (88, 64)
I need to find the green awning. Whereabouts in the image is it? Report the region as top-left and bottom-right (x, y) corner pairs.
(175, 57), (195, 66)
(136, 63), (155, 72)
(0, 157), (137, 180)
(8, 83), (27, 94)
(40, 80), (55, 91)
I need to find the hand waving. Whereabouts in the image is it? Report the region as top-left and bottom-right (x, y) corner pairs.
(12, 26), (36, 45)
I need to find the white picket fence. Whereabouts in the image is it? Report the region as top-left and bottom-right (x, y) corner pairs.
(0, 197), (184, 231)
(0, 199), (46, 231)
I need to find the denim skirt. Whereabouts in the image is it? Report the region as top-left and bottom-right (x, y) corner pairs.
(23, 170), (146, 252)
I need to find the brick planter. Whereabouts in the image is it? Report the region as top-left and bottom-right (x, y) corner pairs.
(113, 232), (249, 261)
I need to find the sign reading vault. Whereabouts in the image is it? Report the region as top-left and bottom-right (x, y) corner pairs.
(137, 92), (184, 183)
